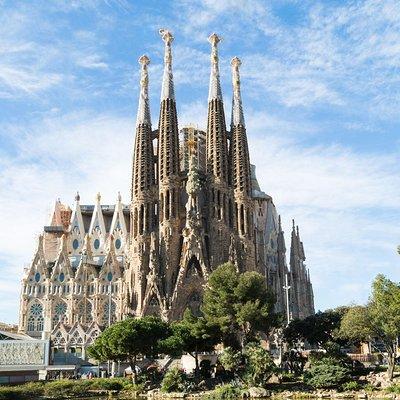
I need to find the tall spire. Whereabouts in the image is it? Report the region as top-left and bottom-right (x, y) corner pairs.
(136, 55), (151, 126)
(230, 56), (245, 127)
(208, 33), (222, 101)
(131, 55), (156, 200)
(157, 28), (180, 182)
(229, 56), (251, 196)
(159, 29), (175, 101)
(206, 33), (229, 182)
(157, 28), (181, 297)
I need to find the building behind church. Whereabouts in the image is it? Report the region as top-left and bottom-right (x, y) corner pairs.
(18, 30), (314, 360)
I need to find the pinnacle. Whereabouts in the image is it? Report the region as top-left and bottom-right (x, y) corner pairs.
(159, 28), (174, 44)
(231, 56), (242, 67)
(138, 54), (150, 66)
(208, 33), (221, 46)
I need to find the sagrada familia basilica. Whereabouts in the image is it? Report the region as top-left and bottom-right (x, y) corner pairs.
(18, 30), (314, 358)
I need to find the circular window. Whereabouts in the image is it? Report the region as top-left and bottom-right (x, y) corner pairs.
(55, 302), (67, 315)
(115, 238), (121, 249)
(72, 239), (79, 250)
(30, 303), (43, 316)
(107, 272), (113, 282)
(59, 272), (65, 282)
(34, 272), (41, 283)
(94, 239), (100, 250)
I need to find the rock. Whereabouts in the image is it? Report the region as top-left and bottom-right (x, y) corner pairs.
(357, 393), (367, 399)
(267, 374), (280, 384)
(248, 387), (270, 398)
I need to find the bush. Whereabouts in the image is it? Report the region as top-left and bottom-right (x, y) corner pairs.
(219, 347), (242, 373)
(0, 382), (44, 400)
(89, 377), (125, 391)
(205, 384), (242, 400)
(387, 384), (400, 394)
(160, 368), (187, 393)
(244, 343), (276, 387)
(304, 357), (352, 389)
(341, 381), (360, 391)
(0, 377), (132, 400)
(364, 383), (375, 392)
(43, 379), (93, 398)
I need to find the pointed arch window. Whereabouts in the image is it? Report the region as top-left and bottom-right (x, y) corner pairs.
(77, 300), (93, 324)
(27, 301), (44, 332)
(149, 295), (159, 307)
(52, 301), (68, 328)
(101, 301), (116, 326)
(186, 256), (201, 278)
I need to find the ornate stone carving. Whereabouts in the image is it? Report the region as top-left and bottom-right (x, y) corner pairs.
(0, 341), (46, 366)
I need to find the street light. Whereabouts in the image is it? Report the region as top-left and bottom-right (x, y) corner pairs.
(283, 273), (291, 326)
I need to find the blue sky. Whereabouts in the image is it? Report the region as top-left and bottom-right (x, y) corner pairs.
(0, 0), (399, 323)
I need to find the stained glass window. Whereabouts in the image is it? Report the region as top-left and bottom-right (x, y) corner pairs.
(94, 239), (100, 250)
(101, 301), (116, 326)
(27, 302), (44, 331)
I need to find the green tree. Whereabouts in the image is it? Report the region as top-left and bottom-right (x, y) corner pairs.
(162, 309), (220, 378)
(202, 263), (275, 348)
(87, 316), (170, 383)
(339, 275), (400, 380)
(284, 308), (348, 352)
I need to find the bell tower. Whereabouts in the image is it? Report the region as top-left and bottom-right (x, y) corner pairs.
(157, 29), (182, 297)
(206, 33), (232, 268)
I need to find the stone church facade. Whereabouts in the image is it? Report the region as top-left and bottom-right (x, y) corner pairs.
(18, 30), (314, 357)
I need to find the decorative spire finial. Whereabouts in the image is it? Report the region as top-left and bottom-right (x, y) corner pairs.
(159, 28), (175, 100)
(96, 192), (101, 203)
(136, 55), (151, 126)
(231, 56), (245, 127)
(75, 191), (80, 202)
(208, 33), (222, 101)
(292, 219), (295, 231)
(117, 191), (122, 202)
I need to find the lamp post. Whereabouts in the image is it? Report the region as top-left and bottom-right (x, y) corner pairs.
(107, 274), (112, 377)
(283, 273), (291, 326)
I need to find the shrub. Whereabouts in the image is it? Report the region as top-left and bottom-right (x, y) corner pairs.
(206, 384), (242, 400)
(281, 372), (297, 382)
(89, 377), (125, 391)
(387, 384), (400, 394)
(0, 387), (21, 400)
(0, 377), (131, 400)
(219, 347), (242, 373)
(244, 343), (276, 387)
(364, 383), (375, 392)
(341, 381), (360, 391)
(43, 379), (93, 398)
(304, 357), (352, 389)
(0, 381), (44, 400)
(160, 368), (187, 393)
